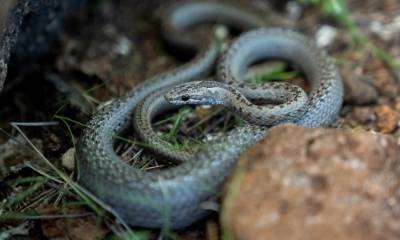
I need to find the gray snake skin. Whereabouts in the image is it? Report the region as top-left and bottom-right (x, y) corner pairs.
(75, 1), (343, 229)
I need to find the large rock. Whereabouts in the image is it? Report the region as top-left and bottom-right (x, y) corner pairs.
(0, 0), (84, 91)
(222, 125), (400, 240)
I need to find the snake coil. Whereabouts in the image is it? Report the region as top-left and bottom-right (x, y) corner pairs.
(76, 1), (343, 229)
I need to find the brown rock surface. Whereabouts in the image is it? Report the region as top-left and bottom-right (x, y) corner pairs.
(375, 104), (399, 133)
(223, 125), (400, 240)
(342, 72), (379, 105)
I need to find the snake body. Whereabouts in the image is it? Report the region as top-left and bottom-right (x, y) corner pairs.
(164, 81), (308, 125)
(76, 1), (343, 229)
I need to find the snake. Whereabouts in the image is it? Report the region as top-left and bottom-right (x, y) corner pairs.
(75, 1), (343, 229)
(134, 80), (308, 163)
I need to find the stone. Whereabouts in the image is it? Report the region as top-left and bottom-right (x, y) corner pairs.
(375, 104), (399, 133)
(0, 0), (85, 91)
(342, 73), (379, 105)
(62, 147), (76, 171)
(223, 125), (400, 240)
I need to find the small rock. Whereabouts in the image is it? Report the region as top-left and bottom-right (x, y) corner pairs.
(352, 106), (376, 124)
(315, 25), (338, 48)
(375, 104), (399, 133)
(62, 148), (75, 171)
(370, 16), (400, 41)
(223, 125), (400, 240)
(341, 68), (379, 105)
(113, 36), (132, 56)
(367, 60), (399, 98)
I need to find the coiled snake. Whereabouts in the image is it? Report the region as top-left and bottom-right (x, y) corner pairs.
(75, 1), (343, 229)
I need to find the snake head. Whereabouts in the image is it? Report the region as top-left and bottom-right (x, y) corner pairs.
(164, 81), (226, 105)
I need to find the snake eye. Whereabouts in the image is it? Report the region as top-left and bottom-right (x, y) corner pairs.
(181, 95), (190, 101)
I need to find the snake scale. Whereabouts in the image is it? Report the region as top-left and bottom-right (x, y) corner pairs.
(75, 1), (343, 229)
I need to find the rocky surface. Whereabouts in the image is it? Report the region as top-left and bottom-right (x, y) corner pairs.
(342, 74), (379, 105)
(375, 104), (399, 133)
(0, 0), (84, 91)
(0, 1), (16, 32)
(223, 125), (400, 240)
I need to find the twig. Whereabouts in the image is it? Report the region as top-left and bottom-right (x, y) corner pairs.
(10, 121), (59, 127)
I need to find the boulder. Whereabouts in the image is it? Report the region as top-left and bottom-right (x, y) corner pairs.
(0, 0), (84, 91)
(223, 125), (400, 240)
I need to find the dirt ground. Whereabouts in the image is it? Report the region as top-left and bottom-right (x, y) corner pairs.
(0, 0), (399, 239)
